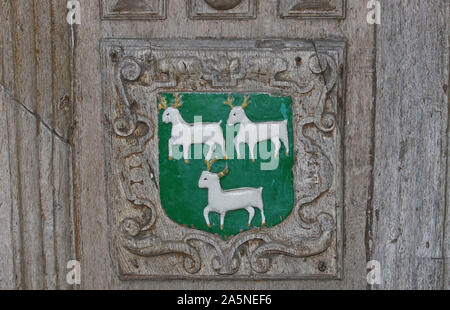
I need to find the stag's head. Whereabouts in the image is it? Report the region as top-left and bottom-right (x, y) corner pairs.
(159, 94), (183, 124)
(224, 95), (250, 125)
(198, 159), (229, 188)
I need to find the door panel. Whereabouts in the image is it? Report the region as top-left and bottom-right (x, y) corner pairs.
(1, 0), (447, 290)
(75, 0), (374, 289)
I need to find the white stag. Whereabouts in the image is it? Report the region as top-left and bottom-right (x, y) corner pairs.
(159, 94), (226, 163)
(224, 96), (289, 162)
(198, 160), (266, 230)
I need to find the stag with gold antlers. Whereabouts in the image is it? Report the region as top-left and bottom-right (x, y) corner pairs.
(224, 95), (290, 162)
(198, 159), (265, 230)
(159, 94), (226, 163)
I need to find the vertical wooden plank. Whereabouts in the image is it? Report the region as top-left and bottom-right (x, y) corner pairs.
(0, 0), (19, 290)
(39, 128), (57, 290)
(445, 13), (450, 291)
(48, 3), (76, 286)
(0, 0), (15, 92)
(51, 2), (77, 285)
(1, 0), (24, 289)
(51, 0), (73, 139)
(16, 108), (45, 290)
(0, 87), (16, 289)
(9, 0), (38, 111)
(34, 0), (54, 126)
(33, 0), (58, 290)
(4, 93), (23, 289)
(371, 0), (449, 289)
(0, 0), (75, 290)
(8, 1), (45, 289)
(53, 138), (75, 290)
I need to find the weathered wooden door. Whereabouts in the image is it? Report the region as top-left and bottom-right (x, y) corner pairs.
(0, 0), (448, 290)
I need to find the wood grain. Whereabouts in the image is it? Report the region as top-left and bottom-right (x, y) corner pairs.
(0, 0), (75, 290)
(0, 87), (17, 289)
(370, 0), (449, 290)
(1, 0), (447, 290)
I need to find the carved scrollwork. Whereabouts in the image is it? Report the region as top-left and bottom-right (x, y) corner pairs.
(103, 39), (345, 278)
(112, 56), (142, 137)
(143, 56), (202, 90)
(310, 53), (338, 132)
(185, 233), (273, 275)
(122, 234), (202, 274)
(247, 57), (315, 94)
(202, 55), (246, 87)
(250, 213), (334, 273)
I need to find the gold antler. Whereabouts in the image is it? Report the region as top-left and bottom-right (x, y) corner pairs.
(223, 94), (234, 109)
(206, 159), (229, 179)
(158, 95), (168, 111)
(218, 165), (229, 179)
(206, 158), (219, 172)
(241, 96), (250, 109)
(171, 93), (183, 109)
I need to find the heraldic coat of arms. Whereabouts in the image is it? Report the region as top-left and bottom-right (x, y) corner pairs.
(102, 39), (345, 279)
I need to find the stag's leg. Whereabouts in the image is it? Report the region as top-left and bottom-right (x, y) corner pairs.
(272, 138), (281, 158)
(183, 143), (190, 164)
(220, 212), (226, 230)
(249, 142), (257, 162)
(255, 200), (266, 226)
(168, 138), (174, 160)
(246, 207), (255, 227)
(280, 122), (290, 156)
(203, 206), (212, 228)
(204, 142), (215, 161)
(234, 138), (241, 159)
(219, 140), (227, 160)
(261, 210), (266, 226)
(280, 136), (289, 156)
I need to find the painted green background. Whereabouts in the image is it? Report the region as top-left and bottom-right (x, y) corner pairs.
(158, 93), (294, 239)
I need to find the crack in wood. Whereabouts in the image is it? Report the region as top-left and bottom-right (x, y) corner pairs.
(0, 85), (71, 146)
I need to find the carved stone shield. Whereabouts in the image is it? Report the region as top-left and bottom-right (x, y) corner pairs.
(102, 39), (345, 279)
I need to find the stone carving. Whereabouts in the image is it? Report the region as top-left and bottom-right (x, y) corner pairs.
(279, 0), (346, 19)
(101, 39), (345, 279)
(101, 0), (166, 20)
(188, 0), (256, 19)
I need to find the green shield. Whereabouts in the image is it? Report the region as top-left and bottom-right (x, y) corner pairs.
(158, 93), (294, 239)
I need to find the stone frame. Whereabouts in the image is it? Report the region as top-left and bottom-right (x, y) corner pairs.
(101, 38), (346, 279)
